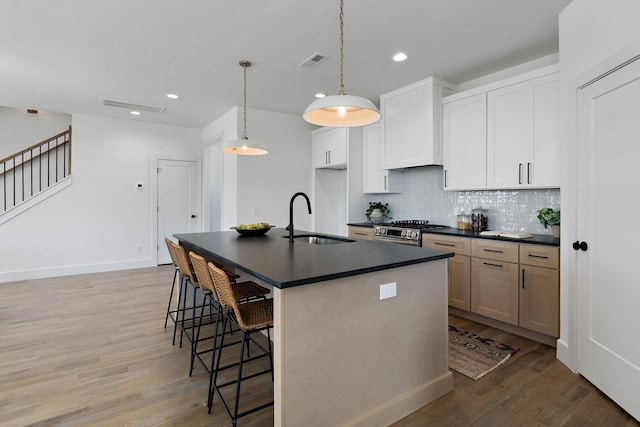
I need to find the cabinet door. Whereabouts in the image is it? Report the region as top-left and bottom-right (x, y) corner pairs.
(362, 122), (390, 193)
(528, 74), (560, 187)
(381, 77), (450, 169)
(442, 93), (487, 190)
(487, 83), (531, 188)
(312, 127), (347, 169)
(471, 257), (519, 325)
(519, 265), (559, 337)
(448, 254), (471, 311)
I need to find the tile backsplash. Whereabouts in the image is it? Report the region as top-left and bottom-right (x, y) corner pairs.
(369, 166), (560, 235)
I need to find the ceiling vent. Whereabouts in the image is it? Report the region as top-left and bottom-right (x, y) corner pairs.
(299, 52), (329, 69)
(101, 98), (166, 114)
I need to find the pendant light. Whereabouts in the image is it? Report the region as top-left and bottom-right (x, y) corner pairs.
(221, 60), (268, 155)
(303, 0), (381, 128)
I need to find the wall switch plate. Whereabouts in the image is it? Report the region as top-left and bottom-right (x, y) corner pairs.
(379, 282), (397, 300)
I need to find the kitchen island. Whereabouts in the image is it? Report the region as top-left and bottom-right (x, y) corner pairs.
(175, 229), (454, 427)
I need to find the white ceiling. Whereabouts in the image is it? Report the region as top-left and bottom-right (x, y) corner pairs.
(0, 0), (572, 129)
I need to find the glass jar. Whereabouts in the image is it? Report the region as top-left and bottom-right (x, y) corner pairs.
(457, 212), (471, 230)
(472, 207), (488, 231)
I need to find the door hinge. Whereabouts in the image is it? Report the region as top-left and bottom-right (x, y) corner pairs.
(157, 167), (162, 173)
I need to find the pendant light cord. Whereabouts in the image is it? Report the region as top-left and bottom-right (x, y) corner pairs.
(339, 0), (345, 96)
(241, 60), (249, 140)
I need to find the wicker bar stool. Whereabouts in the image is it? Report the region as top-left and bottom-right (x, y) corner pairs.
(168, 240), (210, 350)
(207, 262), (274, 425)
(163, 238), (181, 333)
(189, 253), (271, 404)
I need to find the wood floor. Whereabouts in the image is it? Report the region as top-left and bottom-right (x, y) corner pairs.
(0, 266), (637, 427)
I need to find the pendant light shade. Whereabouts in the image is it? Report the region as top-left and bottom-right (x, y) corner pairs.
(303, 94), (381, 128)
(303, 0), (381, 127)
(221, 60), (268, 155)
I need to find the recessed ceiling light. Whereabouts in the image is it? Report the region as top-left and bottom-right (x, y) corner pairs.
(130, 111), (141, 116)
(166, 93), (180, 99)
(315, 93), (326, 98)
(393, 52), (408, 62)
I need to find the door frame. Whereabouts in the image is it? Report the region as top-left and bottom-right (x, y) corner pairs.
(563, 38), (640, 372)
(151, 154), (201, 265)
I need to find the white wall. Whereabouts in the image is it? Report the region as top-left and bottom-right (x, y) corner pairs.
(557, 0), (640, 370)
(0, 107), (71, 159)
(202, 106), (313, 232)
(0, 114), (201, 282)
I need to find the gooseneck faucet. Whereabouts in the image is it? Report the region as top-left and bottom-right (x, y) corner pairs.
(289, 192), (312, 243)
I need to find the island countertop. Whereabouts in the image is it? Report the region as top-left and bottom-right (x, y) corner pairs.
(174, 228), (453, 289)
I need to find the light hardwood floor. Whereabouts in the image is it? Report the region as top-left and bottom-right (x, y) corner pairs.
(0, 266), (637, 426)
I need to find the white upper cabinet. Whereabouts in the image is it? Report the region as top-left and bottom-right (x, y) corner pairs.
(487, 72), (560, 189)
(312, 127), (348, 169)
(381, 77), (456, 169)
(441, 64), (560, 191)
(362, 122), (394, 193)
(443, 93), (487, 191)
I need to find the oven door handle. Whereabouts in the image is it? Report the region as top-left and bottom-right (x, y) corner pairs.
(373, 236), (419, 246)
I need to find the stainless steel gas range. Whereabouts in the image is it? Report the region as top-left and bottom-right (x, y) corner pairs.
(372, 220), (449, 247)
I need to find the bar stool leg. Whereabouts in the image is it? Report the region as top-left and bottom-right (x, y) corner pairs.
(164, 267), (179, 328)
(172, 275), (186, 346)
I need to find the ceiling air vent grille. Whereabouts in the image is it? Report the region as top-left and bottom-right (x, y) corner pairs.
(299, 52), (329, 69)
(101, 98), (166, 114)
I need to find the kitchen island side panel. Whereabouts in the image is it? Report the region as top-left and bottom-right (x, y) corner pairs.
(273, 260), (453, 427)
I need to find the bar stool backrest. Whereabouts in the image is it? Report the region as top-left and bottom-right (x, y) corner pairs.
(169, 240), (198, 285)
(188, 251), (220, 302)
(164, 237), (180, 269)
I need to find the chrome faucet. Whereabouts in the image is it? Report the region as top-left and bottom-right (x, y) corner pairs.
(289, 192), (312, 242)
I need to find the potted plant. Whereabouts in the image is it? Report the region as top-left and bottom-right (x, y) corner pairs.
(537, 208), (560, 238)
(366, 201), (392, 224)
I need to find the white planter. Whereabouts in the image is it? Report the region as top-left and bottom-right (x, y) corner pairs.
(370, 209), (384, 224)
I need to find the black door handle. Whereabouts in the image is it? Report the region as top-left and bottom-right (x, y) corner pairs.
(572, 241), (588, 251)
(191, 214), (197, 218)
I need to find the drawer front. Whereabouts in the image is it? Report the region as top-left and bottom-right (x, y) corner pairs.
(348, 226), (373, 240)
(423, 235), (471, 256)
(471, 239), (519, 263)
(519, 244), (559, 269)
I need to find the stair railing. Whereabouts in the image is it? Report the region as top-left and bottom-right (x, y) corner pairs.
(0, 126), (72, 213)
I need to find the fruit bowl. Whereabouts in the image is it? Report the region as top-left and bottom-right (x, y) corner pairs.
(230, 223), (275, 236)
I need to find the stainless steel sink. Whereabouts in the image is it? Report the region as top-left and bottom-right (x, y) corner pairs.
(284, 234), (355, 244)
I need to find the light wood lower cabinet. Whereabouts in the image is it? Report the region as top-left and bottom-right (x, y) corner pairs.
(347, 226), (373, 240)
(519, 244), (560, 337)
(471, 256), (519, 325)
(423, 235), (471, 311)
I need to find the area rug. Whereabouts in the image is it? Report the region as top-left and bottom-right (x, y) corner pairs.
(448, 325), (519, 380)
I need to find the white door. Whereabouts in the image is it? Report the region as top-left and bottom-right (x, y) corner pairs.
(576, 54), (640, 420)
(157, 159), (198, 264)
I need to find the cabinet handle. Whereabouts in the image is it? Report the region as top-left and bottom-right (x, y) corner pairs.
(483, 248), (504, 253)
(435, 242), (456, 247)
(483, 262), (504, 268)
(354, 232), (367, 236)
(528, 254), (548, 259)
(444, 170), (448, 188)
(384, 175), (387, 191)
(527, 162), (531, 184)
(518, 163), (523, 184)
(522, 268), (526, 289)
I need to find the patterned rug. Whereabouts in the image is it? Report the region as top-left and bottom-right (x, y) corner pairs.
(448, 325), (519, 380)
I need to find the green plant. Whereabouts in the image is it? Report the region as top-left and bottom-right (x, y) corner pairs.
(366, 201), (392, 221)
(536, 208), (560, 229)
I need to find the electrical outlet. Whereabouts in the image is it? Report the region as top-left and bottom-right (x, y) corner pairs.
(379, 282), (397, 300)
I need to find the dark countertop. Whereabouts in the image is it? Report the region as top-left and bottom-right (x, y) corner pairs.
(347, 223), (560, 247)
(175, 228), (454, 289)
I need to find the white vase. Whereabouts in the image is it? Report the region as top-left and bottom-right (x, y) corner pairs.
(370, 209), (384, 224)
(552, 224), (560, 238)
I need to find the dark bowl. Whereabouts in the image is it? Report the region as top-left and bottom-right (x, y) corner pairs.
(230, 225), (275, 236)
